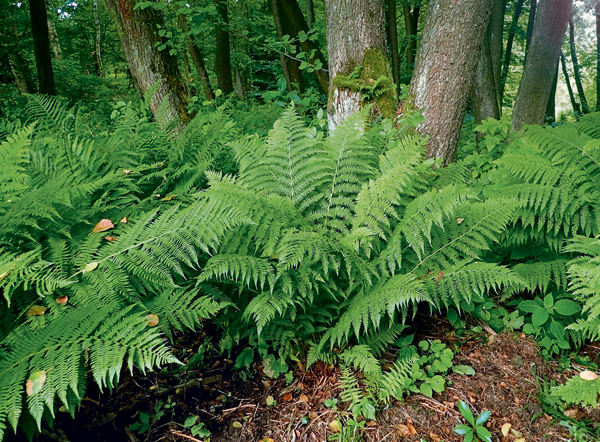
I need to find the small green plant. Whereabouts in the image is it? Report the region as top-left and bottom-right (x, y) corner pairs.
(453, 400), (492, 442)
(183, 415), (212, 439)
(324, 398), (339, 410)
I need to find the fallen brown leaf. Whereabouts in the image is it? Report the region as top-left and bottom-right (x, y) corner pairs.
(92, 219), (114, 233)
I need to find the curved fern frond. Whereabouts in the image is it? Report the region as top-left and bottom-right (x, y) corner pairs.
(0, 125), (32, 203)
(578, 112), (600, 140)
(510, 258), (569, 294)
(340, 345), (381, 376)
(199, 254), (276, 291)
(377, 353), (416, 402)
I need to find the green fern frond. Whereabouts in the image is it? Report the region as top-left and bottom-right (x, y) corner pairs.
(510, 258), (569, 294)
(377, 354), (416, 402)
(199, 254), (276, 291)
(242, 291), (294, 335)
(551, 375), (600, 407)
(578, 112), (600, 140)
(322, 274), (429, 348)
(25, 95), (71, 133)
(340, 345), (382, 376)
(359, 323), (407, 357)
(0, 125), (32, 203)
(339, 367), (366, 410)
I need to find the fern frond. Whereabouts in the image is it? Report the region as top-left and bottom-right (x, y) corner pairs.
(25, 95), (71, 133)
(338, 367), (366, 410)
(199, 254), (276, 291)
(242, 291), (294, 335)
(551, 375), (600, 407)
(510, 258), (569, 294)
(377, 354), (416, 402)
(0, 125), (32, 203)
(359, 323), (407, 357)
(340, 345), (382, 376)
(578, 112), (600, 140)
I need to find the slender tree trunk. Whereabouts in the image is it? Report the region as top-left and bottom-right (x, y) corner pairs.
(512, 0), (572, 132)
(472, 0), (504, 126)
(386, 0), (400, 86)
(306, 0), (315, 28)
(45, 5), (62, 61)
(545, 62), (558, 124)
(500, 0), (525, 101)
(561, 50), (581, 116)
(279, 0), (329, 93)
(325, 0), (395, 129)
(214, 0), (234, 94)
(525, 0), (537, 58)
(94, 0), (104, 77)
(271, 0), (304, 92)
(596, 2), (600, 111)
(104, 0), (191, 130)
(177, 14), (215, 101)
(402, 1), (420, 80)
(28, 0), (56, 95)
(408, 0), (492, 164)
(230, 0), (251, 99)
(568, 19), (590, 115)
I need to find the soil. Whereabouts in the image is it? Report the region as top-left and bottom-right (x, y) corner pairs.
(7, 326), (600, 442)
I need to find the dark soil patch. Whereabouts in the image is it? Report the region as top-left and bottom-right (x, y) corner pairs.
(7, 331), (600, 442)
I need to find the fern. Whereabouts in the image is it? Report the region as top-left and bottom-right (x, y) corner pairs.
(377, 353), (416, 402)
(551, 375), (600, 407)
(340, 345), (382, 377)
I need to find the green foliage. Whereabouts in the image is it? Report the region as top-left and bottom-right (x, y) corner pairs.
(453, 400), (492, 442)
(551, 375), (600, 408)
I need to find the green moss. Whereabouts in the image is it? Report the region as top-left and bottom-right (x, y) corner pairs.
(330, 47), (397, 121)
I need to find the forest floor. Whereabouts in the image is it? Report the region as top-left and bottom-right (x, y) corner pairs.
(20, 318), (600, 442)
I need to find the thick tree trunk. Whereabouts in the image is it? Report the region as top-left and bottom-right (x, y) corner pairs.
(561, 50), (581, 116)
(408, 0), (492, 164)
(500, 0), (525, 101)
(278, 0), (329, 94)
(271, 0), (304, 92)
(402, 1), (420, 81)
(214, 0), (234, 94)
(28, 0), (56, 95)
(512, 0), (572, 132)
(177, 14), (215, 101)
(94, 0), (104, 77)
(472, 0), (504, 125)
(105, 0), (191, 130)
(306, 0), (315, 28)
(386, 0), (401, 86)
(568, 20), (590, 114)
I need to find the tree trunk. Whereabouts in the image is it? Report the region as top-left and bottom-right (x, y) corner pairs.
(94, 0), (104, 77)
(525, 0), (537, 58)
(568, 19), (590, 114)
(512, 0), (572, 132)
(271, 0), (304, 92)
(386, 0), (401, 86)
(279, 0), (329, 94)
(230, 0), (251, 99)
(561, 50), (581, 116)
(104, 0), (191, 130)
(214, 0), (234, 94)
(306, 0), (315, 27)
(472, 0), (504, 126)
(28, 0), (56, 95)
(325, 0), (395, 130)
(177, 14), (215, 101)
(408, 0), (492, 164)
(402, 1), (420, 81)
(545, 62), (558, 124)
(45, 6), (62, 61)
(500, 0), (525, 101)
(596, 2), (600, 112)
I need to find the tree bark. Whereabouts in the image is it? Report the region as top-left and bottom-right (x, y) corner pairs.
(545, 62), (558, 124)
(45, 5), (62, 61)
(561, 50), (581, 116)
(306, 0), (315, 27)
(104, 0), (191, 130)
(500, 0), (525, 101)
(28, 0), (56, 95)
(408, 0), (492, 164)
(472, 0), (505, 125)
(386, 0), (401, 86)
(230, 0), (251, 99)
(402, 1), (420, 81)
(525, 0), (537, 58)
(94, 0), (104, 77)
(279, 0), (329, 93)
(177, 14), (215, 101)
(214, 0), (234, 94)
(271, 0), (304, 92)
(568, 19), (590, 114)
(512, 0), (572, 132)
(325, 0), (395, 130)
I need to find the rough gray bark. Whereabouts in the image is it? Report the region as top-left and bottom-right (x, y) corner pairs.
(473, 0), (505, 125)
(28, 0), (56, 95)
(46, 7), (62, 61)
(408, 0), (492, 164)
(512, 0), (572, 132)
(386, 0), (401, 86)
(525, 0), (537, 58)
(568, 19), (590, 114)
(104, 0), (191, 130)
(325, 0), (395, 129)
